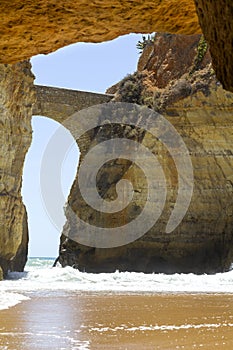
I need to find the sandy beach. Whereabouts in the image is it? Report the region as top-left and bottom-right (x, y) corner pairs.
(1, 292), (233, 349)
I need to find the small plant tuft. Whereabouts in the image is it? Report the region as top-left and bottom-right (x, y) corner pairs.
(136, 33), (156, 53)
(189, 35), (208, 75)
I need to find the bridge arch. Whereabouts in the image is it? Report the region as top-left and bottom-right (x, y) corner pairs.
(22, 85), (112, 257)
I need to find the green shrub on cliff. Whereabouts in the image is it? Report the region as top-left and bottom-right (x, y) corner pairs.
(190, 35), (208, 75)
(136, 33), (156, 53)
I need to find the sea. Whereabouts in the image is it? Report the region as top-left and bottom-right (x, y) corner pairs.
(1, 257), (233, 310)
(1, 258), (233, 349)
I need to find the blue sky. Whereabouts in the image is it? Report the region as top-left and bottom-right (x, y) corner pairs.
(22, 33), (143, 257)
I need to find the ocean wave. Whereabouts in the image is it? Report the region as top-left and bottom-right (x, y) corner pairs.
(0, 257), (233, 313)
(1, 258), (233, 294)
(0, 291), (30, 311)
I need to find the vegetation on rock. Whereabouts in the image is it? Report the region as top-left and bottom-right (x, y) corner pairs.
(115, 72), (144, 104)
(136, 33), (156, 53)
(189, 35), (208, 75)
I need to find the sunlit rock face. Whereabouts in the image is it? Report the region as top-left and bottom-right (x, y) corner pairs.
(59, 34), (233, 274)
(0, 61), (35, 278)
(0, 1), (232, 279)
(0, 1), (232, 92)
(0, 0), (199, 64)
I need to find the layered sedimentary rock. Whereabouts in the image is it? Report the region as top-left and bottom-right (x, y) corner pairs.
(59, 34), (233, 274)
(0, 61), (35, 278)
(0, 2), (232, 281)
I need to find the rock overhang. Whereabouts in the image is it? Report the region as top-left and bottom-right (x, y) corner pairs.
(0, 0), (200, 64)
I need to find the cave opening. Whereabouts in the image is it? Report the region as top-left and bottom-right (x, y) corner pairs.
(21, 33), (143, 259)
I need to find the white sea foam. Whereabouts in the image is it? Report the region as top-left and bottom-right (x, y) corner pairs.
(1, 258), (233, 311)
(89, 322), (233, 333)
(0, 291), (30, 311)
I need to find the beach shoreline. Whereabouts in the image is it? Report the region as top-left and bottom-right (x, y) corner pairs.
(1, 291), (233, 349)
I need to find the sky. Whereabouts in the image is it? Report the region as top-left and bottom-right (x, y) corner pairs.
(22, 33), (144, 257)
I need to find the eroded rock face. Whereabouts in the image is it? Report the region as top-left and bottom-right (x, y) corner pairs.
(0, 1), (232, 93)
(59, 34), (233, 274)
(137, 34), (211, 88)
(0, 61), (35, 279)
(0, 0), (199, 64)
(194, 0), (233, 92)
(0, 3), (232, 280)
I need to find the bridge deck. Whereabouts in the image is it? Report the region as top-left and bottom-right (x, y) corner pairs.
(33, 85), (113, 123)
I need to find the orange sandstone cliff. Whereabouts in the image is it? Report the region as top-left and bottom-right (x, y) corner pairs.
(58, 34), (233, 274)
(0, 1), (233, 278)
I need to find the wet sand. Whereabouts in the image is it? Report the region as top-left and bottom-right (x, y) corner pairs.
(1, 293), (233, 349)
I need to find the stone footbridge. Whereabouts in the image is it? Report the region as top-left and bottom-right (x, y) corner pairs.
(33, 84), (113, 123)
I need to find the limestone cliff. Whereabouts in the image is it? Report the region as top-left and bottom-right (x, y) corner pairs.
(0, 2), (232, 281)
(0, 0), (199, 63)
(0, 1), (232, 93)
(0, 61), (35, 278)
(59, 34), (233, 274)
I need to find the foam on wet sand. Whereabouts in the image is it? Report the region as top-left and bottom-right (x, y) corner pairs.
(1, 292), (233, 349)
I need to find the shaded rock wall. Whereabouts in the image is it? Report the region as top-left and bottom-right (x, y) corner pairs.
(59, 34), (233, 274)
(194, 0), (233, 92)
(0, 61), (35, 279)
